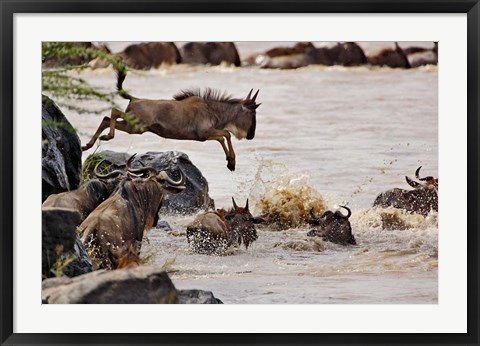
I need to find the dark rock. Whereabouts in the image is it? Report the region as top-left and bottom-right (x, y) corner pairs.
(41, 266), (178, 304)
(83, 150), (215, 214)
(42, 95), (82, 201)
(117, 42), (181, 70)
(41, 266), (223, 304)
(177, 289), (223, 304)
(156, 220), (173, 231)
(180, 42), (240, 66)
(42, 207), (92, 278)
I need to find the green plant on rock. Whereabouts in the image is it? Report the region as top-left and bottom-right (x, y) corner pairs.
(81, 152), (113, 181)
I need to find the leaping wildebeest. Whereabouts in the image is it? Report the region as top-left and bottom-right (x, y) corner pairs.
(78, 155), (186, 269)
(82, 69), (261, 171)
(373, 166), (438, 216)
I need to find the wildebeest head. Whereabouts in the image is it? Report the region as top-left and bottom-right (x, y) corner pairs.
(240, 89), (260, 140)
(405, 166), (438, 189)
(224, 197), (258, 249)
(307, 206), (356, 245)
(125, 153), (186, 194)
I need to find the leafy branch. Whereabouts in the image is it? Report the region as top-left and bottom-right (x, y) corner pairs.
(42, 42), (126, 115)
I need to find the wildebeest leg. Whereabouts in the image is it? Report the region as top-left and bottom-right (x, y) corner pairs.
(207, 130), (236, 171)
(98, 108), (124, 141)
(82, 116), (111, 151)
(82, 109), (144, 151)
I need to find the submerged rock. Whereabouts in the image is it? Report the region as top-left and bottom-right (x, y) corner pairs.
(83, 150), (215, 214)
(177, 289), (223, 304)
(42, 95), (82, 201)
(42, 266), (223, 304)
(42, 207), (92, 278)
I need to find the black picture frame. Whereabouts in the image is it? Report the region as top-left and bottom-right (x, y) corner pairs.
(1, 1), (478, 345)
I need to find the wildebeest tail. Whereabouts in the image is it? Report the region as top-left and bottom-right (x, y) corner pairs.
(116, 68), (134, 100)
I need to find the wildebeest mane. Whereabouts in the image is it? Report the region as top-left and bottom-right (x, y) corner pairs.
(173, 88), (242, 104)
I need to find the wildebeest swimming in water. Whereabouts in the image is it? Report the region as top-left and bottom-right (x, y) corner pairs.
(78, 155), (186, 270)
(186, 198), (258, 254)
(82, 69), (260, 171)
(306, 206), (356, 245)
(373, 166), (438, 216)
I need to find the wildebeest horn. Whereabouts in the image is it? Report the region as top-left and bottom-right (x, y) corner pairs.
(94, 160), (125, 179)
(157, 170), (186, 186)
(415, 166), (436, 183)
(405, 176), (422, 188)
(251, 89), (259, 103)
(339, 206), (351, 218)
(126, 153), (157, 176)
(245, 199), (249, 210)
(415, 166), (422, 179)
(232, 197), (238, 210)
(245, 89), (253, 101)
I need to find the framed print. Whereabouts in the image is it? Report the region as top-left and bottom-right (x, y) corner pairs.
(1, 1), (479, 345)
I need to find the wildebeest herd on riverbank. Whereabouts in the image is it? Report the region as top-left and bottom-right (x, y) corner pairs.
(41, 41), (438, 303)
(43, 41), (438, 70)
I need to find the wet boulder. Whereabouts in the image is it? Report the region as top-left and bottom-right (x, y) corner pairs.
(41, 266), (223, 304)
(42, 207), (92, 278)
(177, 289), (223, 304)
(42, 95), (82, 201)
(180, 42), (241, 66)
(117, 42), (181, 70)
(83, 150), (215, 214)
